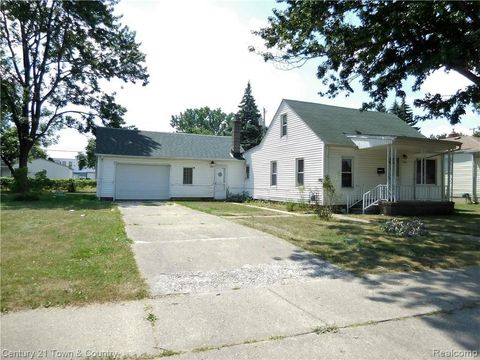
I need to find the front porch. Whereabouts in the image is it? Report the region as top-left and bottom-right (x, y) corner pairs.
(344, 135), (461, 215)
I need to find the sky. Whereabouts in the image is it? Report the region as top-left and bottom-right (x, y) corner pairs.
(47, 0), (479, 158)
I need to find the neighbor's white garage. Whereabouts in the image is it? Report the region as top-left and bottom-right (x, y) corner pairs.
(115, 164), (170, 200)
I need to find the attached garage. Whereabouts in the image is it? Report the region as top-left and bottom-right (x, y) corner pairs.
(115, 164), (170, 200)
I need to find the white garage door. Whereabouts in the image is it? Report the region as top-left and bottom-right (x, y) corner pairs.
(115, 164), (170, 200)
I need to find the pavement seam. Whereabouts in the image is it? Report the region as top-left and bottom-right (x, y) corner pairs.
(266, 287), (328, 324)
(155, 300), (480, 358)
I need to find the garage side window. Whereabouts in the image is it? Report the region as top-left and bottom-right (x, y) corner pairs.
(183, 167), (193, 185)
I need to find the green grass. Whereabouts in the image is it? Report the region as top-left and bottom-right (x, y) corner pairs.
(181, 201), (480, 275)
(0, 193), (149, 312)
(176, 201), (280, 217)
(246, 200), (315, 213)
(351, 203), (480, 236)
(235, 216), (480, 275)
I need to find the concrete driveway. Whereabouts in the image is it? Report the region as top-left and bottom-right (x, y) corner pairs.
(119, 202), (346, 295)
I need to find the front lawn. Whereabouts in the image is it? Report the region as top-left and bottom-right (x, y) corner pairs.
(179, 201), (480, 275)
(0, 193), (148, 312)
(177, 201), (281, 217)
(350, 203), (480, 236)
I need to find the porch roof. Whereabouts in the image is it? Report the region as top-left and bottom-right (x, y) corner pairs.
(346, 134), (461, 153)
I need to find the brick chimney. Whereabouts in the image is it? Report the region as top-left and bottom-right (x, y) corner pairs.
(231, 117), (242, 159)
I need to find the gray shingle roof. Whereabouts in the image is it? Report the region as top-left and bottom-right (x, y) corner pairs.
(95, 127), (237, 160)
(284, 99), (425, 146)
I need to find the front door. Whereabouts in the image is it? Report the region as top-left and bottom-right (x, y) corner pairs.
(214, 167), (226, 200)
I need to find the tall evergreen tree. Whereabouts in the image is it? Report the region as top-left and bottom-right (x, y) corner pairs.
(390, 98), (419, 130)
(236, 82), (264, 150)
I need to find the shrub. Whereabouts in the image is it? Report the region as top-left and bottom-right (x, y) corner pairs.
(67, 179), (76, 193)
(1, 176), (96, 193)
(382, 218), (428, 237)
(286, 201), (296, 212)
(226, 190), (252, 203)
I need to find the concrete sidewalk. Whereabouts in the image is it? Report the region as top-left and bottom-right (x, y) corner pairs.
(1, 267), (479, 359)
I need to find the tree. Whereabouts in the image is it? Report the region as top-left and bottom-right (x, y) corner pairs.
(236, 82), (264, 150)
(1, 117), (47, 174)
(252, 1), (480, 124)
(170, 107), (234, 136)
(0, 0), (148, 177)
(389, 98), (418, 129)
(77, 138), (96, 170)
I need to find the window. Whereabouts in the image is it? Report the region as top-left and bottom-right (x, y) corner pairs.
(296, 158), (304, 186)
(246, 165), (250, 179)
(68, 161), (73, 169)
(270, 161), (277, 186)
(281, 114), (287, 137)
(416, 159), (436, 185)
(341, 158), (353, 188)
(183, 167), (193, 185)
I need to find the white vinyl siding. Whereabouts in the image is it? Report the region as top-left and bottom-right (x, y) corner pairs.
(244, 101), (324, 203)
(447, 153), (475, 198)
(97, 156), (245, 199)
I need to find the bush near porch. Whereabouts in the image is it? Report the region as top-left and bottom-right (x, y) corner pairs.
(1, 193), (148, 313)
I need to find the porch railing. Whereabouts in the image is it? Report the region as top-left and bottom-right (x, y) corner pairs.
(362, 184), (389, 213)
(346, 184), (448, 214)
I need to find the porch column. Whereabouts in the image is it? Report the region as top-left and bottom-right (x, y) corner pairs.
(446, 149), (454, 201)
(386, 145), (397, 202)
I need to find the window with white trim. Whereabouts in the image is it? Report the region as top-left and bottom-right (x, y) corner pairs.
(416, 159), (436, 185)
(183, 167), (193, 185)
(281, 114), (287, 137)
(271, 161), (277, 186)
(341, 158), (353, 188)
(296, 158), (304, 186)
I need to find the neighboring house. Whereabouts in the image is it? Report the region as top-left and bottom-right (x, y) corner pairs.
(25, 158), (73, 179)
(1, 158), (73, 179)
(52, 157), (96, 179)
(244, 99), (460, 214)
(1, 160), (12, 177)
(95, 127), (245, 200)
(442, 135), (480, 202)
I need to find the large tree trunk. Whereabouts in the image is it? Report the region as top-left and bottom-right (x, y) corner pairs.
(16, 137), (33, 193)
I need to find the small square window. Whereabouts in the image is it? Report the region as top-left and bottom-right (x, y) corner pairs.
(183, 167), (193, 185)
(281, 114), (287, 137)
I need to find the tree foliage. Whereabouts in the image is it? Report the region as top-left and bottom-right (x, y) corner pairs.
(252, 1), (480, 124)
(76, 138), (96, 170)
(170, 107), (234, 136)
(0, 0), (149, 172)
(236, 82), (264, 150)
(389, 98), (418, 129)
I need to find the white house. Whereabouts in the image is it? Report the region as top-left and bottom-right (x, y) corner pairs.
(52, 157), (96, 179)
(442, 135), (480, 203)
(244, 99), (460, 214)
(95, 127), (245, 200)
(1, 158), (72, 179)
(95, 100), (461, 214)
(26, 158), (73, 179)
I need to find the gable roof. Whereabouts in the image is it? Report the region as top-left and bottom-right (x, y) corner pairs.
(95, 127), (237, 160)
(443, 135), (480, 153)
(284, 99), (425, 146)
